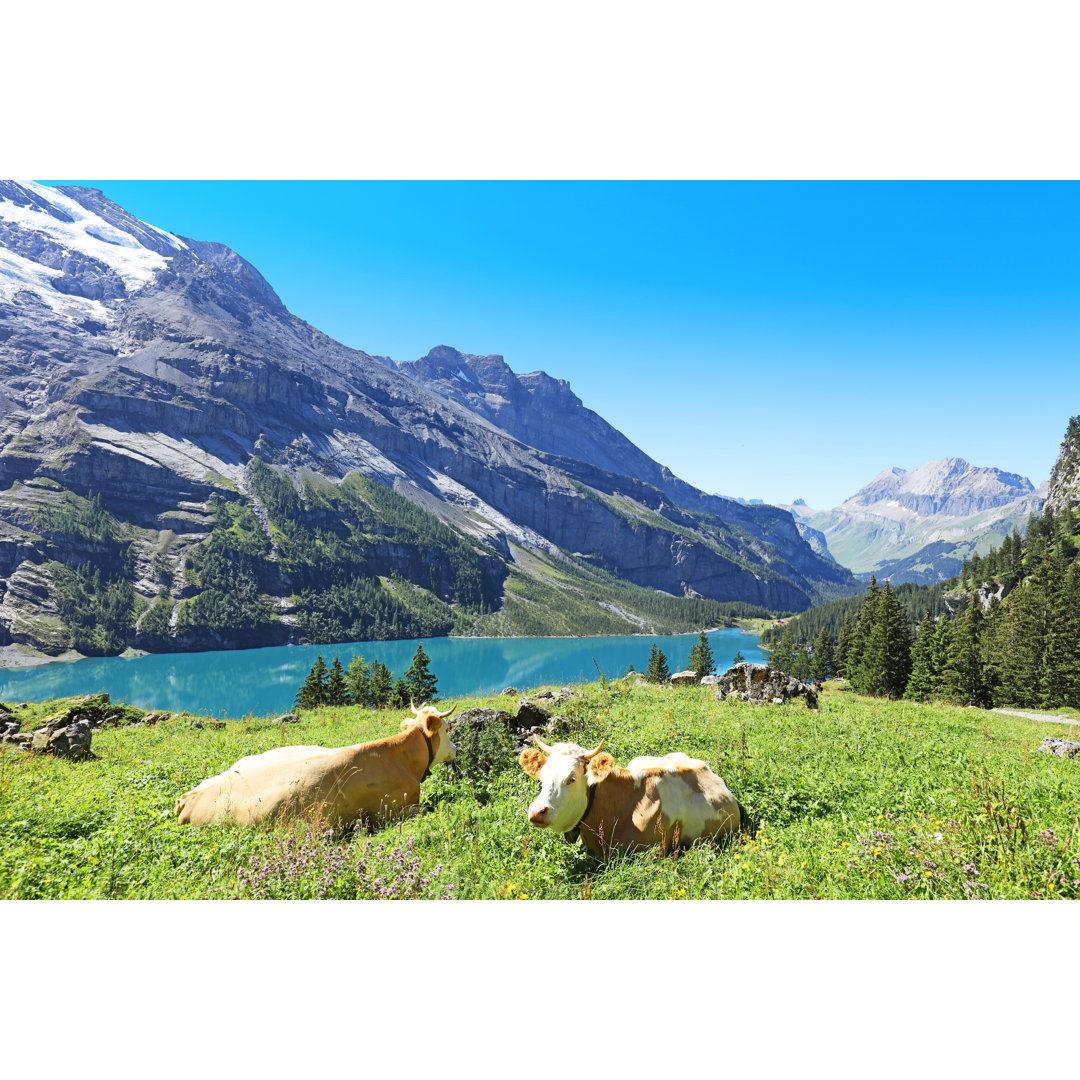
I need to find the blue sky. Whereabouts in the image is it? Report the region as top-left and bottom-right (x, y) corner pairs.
(48, 180), (1079, 508)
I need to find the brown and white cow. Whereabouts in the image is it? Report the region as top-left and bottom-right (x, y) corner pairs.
(519, 737), (740, 855)
(175, 703), (456, 828)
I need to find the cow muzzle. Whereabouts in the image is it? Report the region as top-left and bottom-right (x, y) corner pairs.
(528, 805), (551, 827)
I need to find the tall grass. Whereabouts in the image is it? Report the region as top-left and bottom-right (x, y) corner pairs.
(2, 681), (1078, 899)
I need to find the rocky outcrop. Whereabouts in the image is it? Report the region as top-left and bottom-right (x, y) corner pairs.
(1037, 737), (1080, 759)
(1044, 416), (1080, 518)
(714, 662), (818, 708)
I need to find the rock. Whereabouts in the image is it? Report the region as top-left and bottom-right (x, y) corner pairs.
(515, 699), (552, 728)
(1037, 737), (1080, 758)
(669, 670), (699, 686)
(143, 712), (170, 724)
(189, 720), (205, 729)
(273, 713), (300, 724)
(532, 689), (554, 699)
(448, 707), (516, 735)
(714, 662), (819, 709)
(27, 719), (94, 759)
(701, 674), (720, 687)
(500, 686), (519, 696)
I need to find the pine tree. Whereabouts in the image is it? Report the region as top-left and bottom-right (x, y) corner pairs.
(853, 580), (911, 697)
(645, 642), (670, 683)
(944, 595), (990, 706)
(905, 612), (937, 701)
(810, 627), (834, 682)
(345, 655), (371, 706)
(731, 650), (746, 665)
(325, 656), (348, 706)
(390, 677), (411, 708)
(770, 625), (796, 673)
(403, 642), (439, 703)
(687, 631), (715, 678)
(847, 577), (880, 679)
(835, 614), (856, 678)
(368, 660), (393, 707)
(294, 654), (328, 709)
(793, 647), (811, 681)
(929, 615), (953, 697)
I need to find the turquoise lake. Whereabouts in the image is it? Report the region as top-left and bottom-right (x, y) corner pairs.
(0, 629), (765, 717)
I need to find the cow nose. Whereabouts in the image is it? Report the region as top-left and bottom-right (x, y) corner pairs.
(528, 806), (550, 826)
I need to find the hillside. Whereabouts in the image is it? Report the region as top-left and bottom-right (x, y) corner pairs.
(0, 181), (855, 659)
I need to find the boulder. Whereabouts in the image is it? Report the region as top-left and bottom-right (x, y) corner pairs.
(500, 686), (519, 696)
(516, 699), (552, 728)
(669, 670), (699, 686)
(714, 662), (818, 709)
(273, 713), (300, 724)
(26, 719), (94, 759)
(1037, 737), (1080, 759)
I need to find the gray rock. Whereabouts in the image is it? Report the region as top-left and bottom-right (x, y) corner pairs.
(714, 662), (818, 709)
(1037, 737), (1080, 758)
(701, 674), (720, 687)
(273, 713), (300, 724)
(500, 687), (519, 696)
(27, 719), (94, 759)
(669, 670), (699, 686)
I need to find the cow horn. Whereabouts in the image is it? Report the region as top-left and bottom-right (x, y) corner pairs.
(583, 740), (606, 759)
(533, 735), (553, 754)
(409, 701), (420, 714)
(435, 704), (456, 719)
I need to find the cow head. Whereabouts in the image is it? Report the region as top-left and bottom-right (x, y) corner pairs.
(519, 737), (613, 832)
(401, 703), (458, 764)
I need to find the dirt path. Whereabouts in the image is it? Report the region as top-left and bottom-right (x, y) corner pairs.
(991, 708), (1080, 728)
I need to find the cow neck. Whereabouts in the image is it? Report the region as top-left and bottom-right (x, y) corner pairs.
(572, 778), (599, 832)
(410, 724), (436, 781)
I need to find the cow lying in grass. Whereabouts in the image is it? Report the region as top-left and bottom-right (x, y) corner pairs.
(519, 737), (741, 855)
(175, 703), (456, 828)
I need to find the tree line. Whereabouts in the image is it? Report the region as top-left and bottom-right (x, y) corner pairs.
(293, 643), (440, 709)
(765, 505), (1080, 709)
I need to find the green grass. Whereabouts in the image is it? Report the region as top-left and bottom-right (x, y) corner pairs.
(2, 681), (1079, 899)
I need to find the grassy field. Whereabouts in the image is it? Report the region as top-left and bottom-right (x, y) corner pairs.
(2, 679), (1079, 900)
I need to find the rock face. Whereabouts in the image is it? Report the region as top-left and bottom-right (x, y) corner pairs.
(1044, 416), (1080, 518)
(714, 662), (818, 708)
(1037, 737), (1080, 759)
(0, 182), (857, 657)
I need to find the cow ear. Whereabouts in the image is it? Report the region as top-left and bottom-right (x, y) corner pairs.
(420, 713), (440, 737)
(586, 752), (614, 782)
(519, 748), (546, 778)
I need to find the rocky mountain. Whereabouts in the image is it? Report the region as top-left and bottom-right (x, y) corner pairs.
(0, 181), (856, 660)
(779, 459), (1045, 584)
(1044, 416), (1080, 517)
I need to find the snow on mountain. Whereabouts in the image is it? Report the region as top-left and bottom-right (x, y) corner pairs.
(0, 180), (186, 319)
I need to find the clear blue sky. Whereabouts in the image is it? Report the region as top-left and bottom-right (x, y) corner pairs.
(47, 181), (1079, 508)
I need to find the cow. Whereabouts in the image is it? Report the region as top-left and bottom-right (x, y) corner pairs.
(519, 736), (741, 856)
(175, 703), (456, 828)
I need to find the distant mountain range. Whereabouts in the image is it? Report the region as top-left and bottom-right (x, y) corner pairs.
(0, 181), (856, 659)
(768, 459), (1046, 584)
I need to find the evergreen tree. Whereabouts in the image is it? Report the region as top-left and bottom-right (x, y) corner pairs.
(944, 595), (991, 706)
(294, 654), (328, 709)
(810, 627), (834, 682)
(1039, 560), (1080, 708)
(929, 615), (953, 697)
(368, 660), (393, 706)
(687, 631), (716, 678)
(390, 677), (412, 708)
(403, 642), (439, 703)
(847, 577), (880, 679)
(905, 612), (937, 701)
(792, 647), (811, 681)
(645, 642), (670, 683)
(326, 656), (348, 706)
(835, 614), (856, 678)
(731, 650), (746, 665)
(345, 655), (371, 706)
(853, 580), (911, 697)
(770, 625), (796, 673)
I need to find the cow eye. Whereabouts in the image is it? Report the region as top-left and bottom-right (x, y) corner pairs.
(566, 775), (577, 784)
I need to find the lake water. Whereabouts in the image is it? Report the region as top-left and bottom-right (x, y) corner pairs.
(0, 628), (764, 718)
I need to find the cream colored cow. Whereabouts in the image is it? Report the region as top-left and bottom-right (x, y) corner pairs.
(519, 737), (740, 855)
(175, 704), (456, 828)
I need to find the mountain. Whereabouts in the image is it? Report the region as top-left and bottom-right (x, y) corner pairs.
(0, 181), (855, 659)
(778, 459), (1045, 584)
(1044, 416), (1080, 518)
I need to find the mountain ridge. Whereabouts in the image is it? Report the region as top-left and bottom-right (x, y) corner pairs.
(0, 181), (855, 659)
